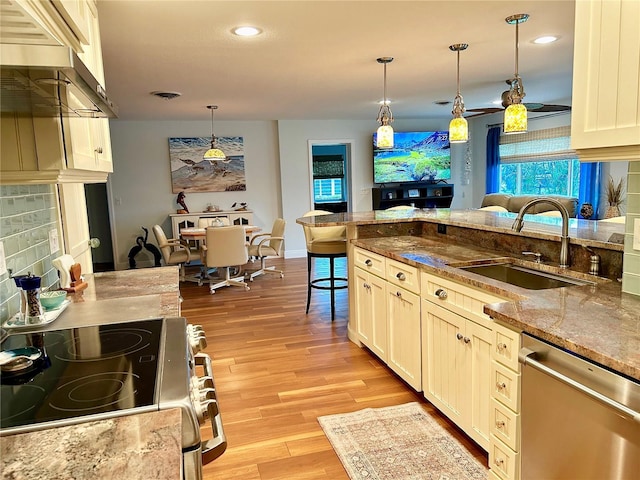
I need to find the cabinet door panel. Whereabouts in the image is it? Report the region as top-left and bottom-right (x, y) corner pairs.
(354, 268), (374, 347)
(58, 183), (93, 273)
(387, 286), (420, 390)
(423, 301), (464, 422)
(467, 319), (492, 450)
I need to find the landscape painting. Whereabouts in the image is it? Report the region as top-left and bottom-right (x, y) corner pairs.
(169, 137), (246, 193)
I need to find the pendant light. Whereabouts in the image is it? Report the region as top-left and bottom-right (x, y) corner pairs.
(203, 105), (228, 161)
(448, 44), (469, 143)
(503, 13), (529, 134)
(375, 57), (394, 149)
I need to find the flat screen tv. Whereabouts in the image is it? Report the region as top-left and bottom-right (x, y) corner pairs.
(373, 131), (451, 184)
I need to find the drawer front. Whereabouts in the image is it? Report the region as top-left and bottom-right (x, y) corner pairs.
(492, 322), (521, 372)
(354, 248), (386, 278)
(490, 398), (520, 452)
(490, 438), (520, 480)
(491, 361), (520, 413)
(421, 272), (508, 327)
(386, 258), (419, 294)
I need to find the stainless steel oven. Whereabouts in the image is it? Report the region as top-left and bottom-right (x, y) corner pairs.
(0, 317), (226, 480)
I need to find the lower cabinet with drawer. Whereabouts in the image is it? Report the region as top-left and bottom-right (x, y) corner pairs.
(421, 271), (509, 452)
(352, 248), (422, 391)
(489, 321), (522, 480)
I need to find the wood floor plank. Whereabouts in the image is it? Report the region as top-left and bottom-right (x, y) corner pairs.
(181, 257), (488, 479)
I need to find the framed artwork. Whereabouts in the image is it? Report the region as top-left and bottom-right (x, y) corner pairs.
(168, 137), (246, 193)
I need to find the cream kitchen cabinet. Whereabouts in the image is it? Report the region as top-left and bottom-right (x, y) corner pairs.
(571, 0), (640, 162)
(489, 321), (522, 480)
(353, 249), (387, 360)
(351, 247), (421, 391)
(421, 272), (508, 451)
(386, 259), (421, 391)
(0, 0), (113, 184)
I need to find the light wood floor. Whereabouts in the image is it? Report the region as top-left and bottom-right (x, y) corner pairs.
(179, 257), (488, 480)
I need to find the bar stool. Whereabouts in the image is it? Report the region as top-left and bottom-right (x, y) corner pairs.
(302, 210), (348, 321)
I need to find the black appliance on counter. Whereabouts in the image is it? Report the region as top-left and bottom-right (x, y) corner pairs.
(0, 317), (225, 480)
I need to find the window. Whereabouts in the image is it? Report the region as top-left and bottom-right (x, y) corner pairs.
(314, 178), (344, 202)
(498, 126), (579, 196)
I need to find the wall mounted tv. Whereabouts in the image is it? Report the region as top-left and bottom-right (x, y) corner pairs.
(373, 131), (451, 184)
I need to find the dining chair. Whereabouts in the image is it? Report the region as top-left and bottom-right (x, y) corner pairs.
(201, 225), (250, 294)
(301, 210), (348, 321)
(246, 218), (286, 281)
(152, 224), (198, 282)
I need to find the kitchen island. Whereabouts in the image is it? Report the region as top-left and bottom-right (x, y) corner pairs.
(1, 266), (183, 479)
(297, 209), (638, 381)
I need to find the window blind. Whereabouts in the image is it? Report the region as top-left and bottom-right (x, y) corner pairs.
(499, 126), (576, 164)
(312, 155), (344, 179)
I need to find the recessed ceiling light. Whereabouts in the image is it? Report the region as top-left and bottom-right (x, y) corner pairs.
(233, 26), (262, 37)
(533, 35), (559, 44)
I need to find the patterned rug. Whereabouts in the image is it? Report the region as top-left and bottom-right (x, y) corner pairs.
(318, 402), (488, 480)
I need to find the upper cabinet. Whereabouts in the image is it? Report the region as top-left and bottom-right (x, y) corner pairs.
(571, 0), (640, 162)
(0, 0), (113, 184)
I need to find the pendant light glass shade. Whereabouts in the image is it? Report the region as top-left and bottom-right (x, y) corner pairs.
(375, 57), (394, 149)
(448, 44), (468, 143)
(504, 103), (528, 133)
(449, 117), (469, 143)
(503, 14), (529, 134)
(203, 105), (228, 161)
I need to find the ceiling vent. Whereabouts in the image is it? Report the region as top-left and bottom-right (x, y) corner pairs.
(150, 91), (181, 100)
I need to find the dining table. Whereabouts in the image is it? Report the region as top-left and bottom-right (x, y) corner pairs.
(179, 225), (261, 243)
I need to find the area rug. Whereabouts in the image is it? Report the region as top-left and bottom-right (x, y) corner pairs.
(318, 402), (488, 480)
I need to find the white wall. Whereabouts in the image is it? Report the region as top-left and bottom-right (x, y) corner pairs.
(108, 117), (509, 265)
(108, 120), (280, 269)
(277, 118), (458, 257)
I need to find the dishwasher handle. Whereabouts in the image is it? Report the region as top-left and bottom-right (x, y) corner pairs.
(519, 347), (640, 424)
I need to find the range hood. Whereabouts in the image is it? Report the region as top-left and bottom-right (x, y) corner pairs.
(0, 44), (118, 118)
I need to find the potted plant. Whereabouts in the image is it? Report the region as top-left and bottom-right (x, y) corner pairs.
(604, 175), (625, 218)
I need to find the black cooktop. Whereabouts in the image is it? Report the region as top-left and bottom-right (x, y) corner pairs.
(0, 319), (163, 431)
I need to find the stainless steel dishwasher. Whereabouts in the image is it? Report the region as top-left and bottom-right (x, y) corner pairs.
(519, 334), (640, 480)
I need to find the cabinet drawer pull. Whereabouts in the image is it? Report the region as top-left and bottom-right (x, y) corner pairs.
(95, 146), (103, 154)
(435, 288), (448, 299)
(363, 282), (370, 290)
(463, 336), (471, 344)
(456, 333), (464, 340)
(495, 420), (505, 429)
(496, 382), (507, 390)
(494, 458), (505, 466)
(365, 259), (373, 266)
(395, 291), (402, 297)
(396, 272), (406, 281)
(497, 342), (507, 351)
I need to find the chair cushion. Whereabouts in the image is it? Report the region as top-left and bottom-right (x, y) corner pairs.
(308, 238), (347, 255)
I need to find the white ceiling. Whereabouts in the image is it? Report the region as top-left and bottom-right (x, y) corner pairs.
(97, 0), (576, 122)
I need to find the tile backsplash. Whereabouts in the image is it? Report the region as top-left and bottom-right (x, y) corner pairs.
(622, 161), (640, 296)
(0, 184), (62, 324)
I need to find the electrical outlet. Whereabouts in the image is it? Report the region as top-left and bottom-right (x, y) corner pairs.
(49, 229), (60, 254)
(634, 218), (640, 251)
(437, 224), (447, 234)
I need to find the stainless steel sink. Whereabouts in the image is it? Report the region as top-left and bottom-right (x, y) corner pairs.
(459, 263), (592, 290)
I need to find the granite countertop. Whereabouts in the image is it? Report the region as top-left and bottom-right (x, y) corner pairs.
(1, 267), (184, 478)
(1, 409), (182, 480)
(353, 235), (640, 381)
(296, 209), (625, 251)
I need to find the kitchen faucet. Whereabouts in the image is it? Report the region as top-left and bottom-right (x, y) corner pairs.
(512, 198), (570, 268)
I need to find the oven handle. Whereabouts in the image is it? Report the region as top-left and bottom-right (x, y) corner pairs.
(519, 347), (640, 423)
(195, 353), (228, 463)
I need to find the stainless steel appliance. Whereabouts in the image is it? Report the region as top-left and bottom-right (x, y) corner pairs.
(519, 334), (640, 479)
(0, 317), (225, 480)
